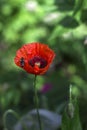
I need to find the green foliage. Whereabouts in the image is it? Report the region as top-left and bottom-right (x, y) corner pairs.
(62, 100), (82, 130)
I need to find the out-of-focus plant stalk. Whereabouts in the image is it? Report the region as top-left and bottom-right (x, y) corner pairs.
(68, 85), (74, 118)
(3, 109), (28, 130)
(69, 85), (72, 103)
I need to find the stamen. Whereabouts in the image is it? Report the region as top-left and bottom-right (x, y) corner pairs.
(29, 56), (47, 68)
(35, 62), (40, 67)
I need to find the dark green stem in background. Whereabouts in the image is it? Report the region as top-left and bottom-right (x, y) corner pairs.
(33, 75), (42, 130)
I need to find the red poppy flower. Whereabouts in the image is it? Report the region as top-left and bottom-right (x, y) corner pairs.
(14, 42), (55, 75)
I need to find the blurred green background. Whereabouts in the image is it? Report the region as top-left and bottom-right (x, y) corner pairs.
(0, 0), (87, 129)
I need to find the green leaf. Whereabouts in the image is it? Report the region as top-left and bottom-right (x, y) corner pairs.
(83, 0), (87, 9)
(55, 0), (75, 11)
(73, 0), (85, 16)
(59, 16), (79, 28)
(62, 100), (82, 130)
(80, 9), (87, 23)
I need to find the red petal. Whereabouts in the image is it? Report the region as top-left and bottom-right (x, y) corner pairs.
(14, 42), (55, 75)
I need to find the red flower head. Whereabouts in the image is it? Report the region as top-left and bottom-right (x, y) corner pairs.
(14, 42), (55, 75)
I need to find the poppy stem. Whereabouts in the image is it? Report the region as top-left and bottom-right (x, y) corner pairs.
(33, 75), (42, 130)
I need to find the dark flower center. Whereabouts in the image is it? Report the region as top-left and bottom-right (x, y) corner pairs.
(29, 56), (47, 68)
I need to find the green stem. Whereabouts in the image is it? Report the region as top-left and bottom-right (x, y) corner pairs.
(33, 75), (42, 130)
(68, 85), (74, 118)
(69, 84), (72, 103)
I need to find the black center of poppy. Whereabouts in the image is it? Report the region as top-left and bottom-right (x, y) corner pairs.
(29, 56), (47, 68)
(20, 57), (25, 67)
